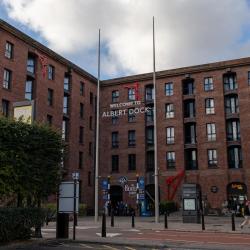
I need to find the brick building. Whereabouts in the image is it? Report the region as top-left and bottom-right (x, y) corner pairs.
(0, 19), (97, 209)
(1, 19), (250, 214)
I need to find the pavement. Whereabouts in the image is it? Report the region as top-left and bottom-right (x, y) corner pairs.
(2, 213), (250, 250)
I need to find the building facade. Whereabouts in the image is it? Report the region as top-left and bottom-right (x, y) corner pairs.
(1, 19), (250, 214)
(0, 20), (97, 210)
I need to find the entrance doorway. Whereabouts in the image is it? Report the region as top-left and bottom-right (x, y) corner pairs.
(110, 185), (123, 215)
(141, 184), (160, 216)
(227, 182), (247, 215)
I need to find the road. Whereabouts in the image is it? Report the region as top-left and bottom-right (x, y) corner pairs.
(2, 241), (205, 250)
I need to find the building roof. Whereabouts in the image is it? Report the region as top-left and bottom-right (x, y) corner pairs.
(102, 57), (250, 86)
(0, 19), (97, 83)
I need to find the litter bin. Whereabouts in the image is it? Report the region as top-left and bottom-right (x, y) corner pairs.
(182, 184), (201, 223)
(56, 213), (69, 238)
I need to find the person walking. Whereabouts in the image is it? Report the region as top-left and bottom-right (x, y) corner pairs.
(240, 200), (250, 229)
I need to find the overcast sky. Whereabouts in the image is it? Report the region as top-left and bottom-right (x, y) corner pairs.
(1, 0), (250, 79)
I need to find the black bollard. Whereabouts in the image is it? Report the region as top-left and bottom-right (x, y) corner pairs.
(102, 212), (106, 237)
(201, 213), (205, 230)
(111, 209), (114, 227)
(232, 213), (235, 231)
(132, 211), (135, 228)
(164, 212), (168, 229)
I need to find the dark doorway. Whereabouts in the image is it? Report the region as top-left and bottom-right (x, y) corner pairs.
(227, 182), (247, 215)
(110, 185), (123, 215)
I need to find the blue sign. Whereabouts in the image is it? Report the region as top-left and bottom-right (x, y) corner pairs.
(138, 177), (145, 189)
(102, 180), (108, 190)
(138, 177), (145, 201)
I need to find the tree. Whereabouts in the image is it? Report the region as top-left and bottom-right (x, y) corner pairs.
(0, 117), (64, 207)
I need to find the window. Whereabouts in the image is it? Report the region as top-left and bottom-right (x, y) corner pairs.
(63, 95), (69, 114)
(248, 72), (250, 85)
(146, 126), (154, 146)
(64, 75), (70, 91)
(145, 85), (154, 101)
(80, 103), (84, 119)
(183, 80), (194, 95)
(3, 69), (11, 89)
(2, 99), (9, 117)
(128, 108), (136, 122)
(79, 152), (83, 169)
(227, 119), (240, 141)
(146, 151), (154, 171)
(48, 65), (55, 80)
(185, 123), (196, 144)
(112, 155), (119, 172)
(208, 149), (218, 167)
(205, 98), (215, 114)
(79, 126), (84, 143)
(5, 41), (13, 59)
(184, 99), (195, 118)
(228, 146), (242, 169)
(166, 152), (175, 169)
(146, 105), (154, 122)
(165, 103), (174, 118)
(27, 55), (35, 74)
(89, 142), (92, 156)
(90, 92), (93, 104)
(207, 123), (216, 141)
(224, 73), (237, 91)
(25, 79), (33, 100)
(128, 88), (135, 101)
(128, 130), (136, 147)
(112, 90), (119, 103)
(128, 154), (136, 171)
(88, 171), (91, 186)
(112, 111), (119, 125)
(89, 116), (93, 130)
(225, 95), (239, 114)
(185, 149), (198, 170)
(48, 89), (53, 106)
(112, 132), (119, 148)
(204, 77), (213, 91)
(166, 127), (175, 144)
(62, 118), (69, 141)
(165, 82), (173, 96)
(46, 115), (53, 126)
(80, 82), (85, 96)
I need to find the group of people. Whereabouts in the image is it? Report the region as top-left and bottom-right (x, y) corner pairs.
(104, 201), (135, 216)
(222, 198), (250, 229)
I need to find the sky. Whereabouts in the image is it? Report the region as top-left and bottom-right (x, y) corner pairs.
(1, 0), (250, 80)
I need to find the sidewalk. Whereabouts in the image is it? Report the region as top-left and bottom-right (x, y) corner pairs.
(43, 212), (250, 235)
(38, 213), (250, 249)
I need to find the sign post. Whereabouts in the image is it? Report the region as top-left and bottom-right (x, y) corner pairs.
(72, 172), (80, 240)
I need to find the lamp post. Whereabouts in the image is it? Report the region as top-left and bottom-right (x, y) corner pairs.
(72, 171), (79, 240)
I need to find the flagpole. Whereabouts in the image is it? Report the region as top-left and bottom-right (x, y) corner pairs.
(153, 16), (159, 223)
(94, 29), (101, 223)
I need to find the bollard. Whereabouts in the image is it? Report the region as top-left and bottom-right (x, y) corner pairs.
(231, 213), (235, 231)
(132, 211), (135, 228)
(164, 212), (168, 229)
(201, 213), (205, 230)
(111, 209), (114, 227)
(102, 212), (106, 237)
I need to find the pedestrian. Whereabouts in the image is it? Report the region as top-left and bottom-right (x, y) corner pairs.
(240, 200), (250, 229)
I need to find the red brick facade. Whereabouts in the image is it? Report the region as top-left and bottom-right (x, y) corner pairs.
(1, 19), (250, 213)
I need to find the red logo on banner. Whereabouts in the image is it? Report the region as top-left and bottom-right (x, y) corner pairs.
(35, 51), (48, 79)
(124, 83), (140, 101)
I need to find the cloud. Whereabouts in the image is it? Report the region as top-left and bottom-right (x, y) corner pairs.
(2, 0), (250, 79)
